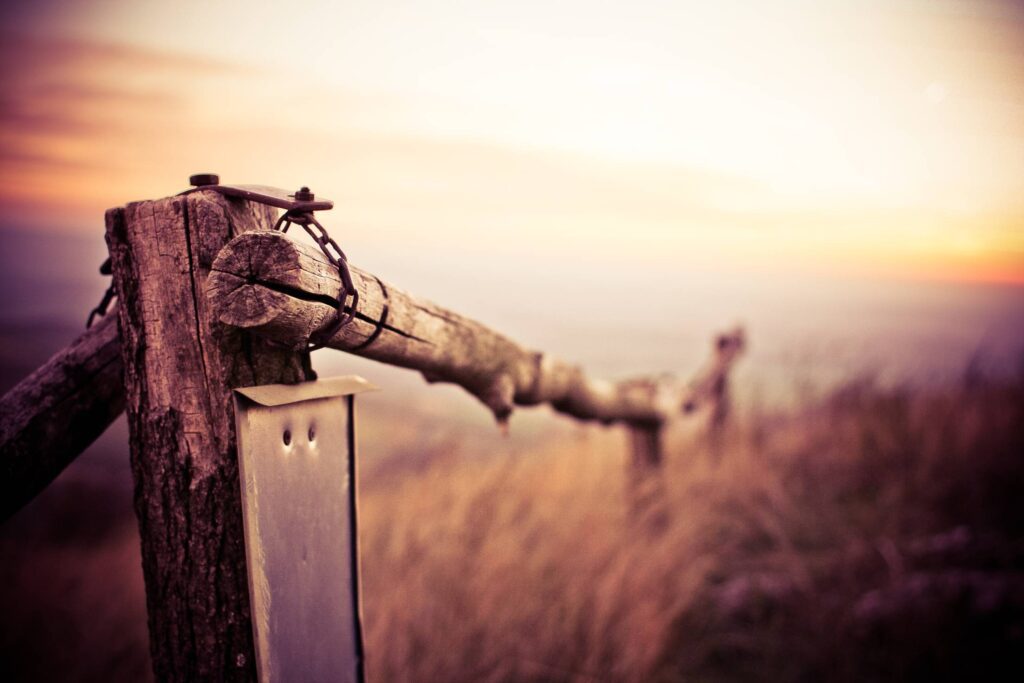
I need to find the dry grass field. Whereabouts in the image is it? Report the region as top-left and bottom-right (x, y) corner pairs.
(2, 367), (1023, 681)
(357, 370), (1024, 682)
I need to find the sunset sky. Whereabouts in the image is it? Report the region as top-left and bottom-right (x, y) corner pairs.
(1, 0), (1023, 284)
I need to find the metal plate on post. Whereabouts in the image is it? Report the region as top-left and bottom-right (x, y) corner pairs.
(234, 376), (377, 683)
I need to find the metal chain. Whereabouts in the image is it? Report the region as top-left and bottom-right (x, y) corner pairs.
(86, 257), (115, 328)
(273, 210), (359, 350)
(84, 183), (357, 352)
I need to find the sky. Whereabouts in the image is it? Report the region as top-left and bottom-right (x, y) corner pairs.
(0, 0), (1023, 285)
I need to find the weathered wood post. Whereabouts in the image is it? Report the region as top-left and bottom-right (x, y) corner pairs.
(105, 191), (313, 681)
(683, 328), (745, 459)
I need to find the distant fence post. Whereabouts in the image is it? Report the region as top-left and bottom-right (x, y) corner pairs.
(688, 329), (744, 459)
(626, 422), (669, 524)
(105, 191), (313, 681)
(627, 423), (662, 470)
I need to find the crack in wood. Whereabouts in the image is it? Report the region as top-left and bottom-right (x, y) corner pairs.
(214, 270), (428, 344)
(181, 200), (214, 402)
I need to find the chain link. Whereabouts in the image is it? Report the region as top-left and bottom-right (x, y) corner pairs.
(273, 210), (359, 350)
(84, 205), (358, 353)
(86, 257), (115, 328)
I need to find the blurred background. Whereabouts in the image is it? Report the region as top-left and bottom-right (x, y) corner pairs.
(1, 1), (1023, 680)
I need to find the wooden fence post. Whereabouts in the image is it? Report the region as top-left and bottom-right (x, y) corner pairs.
(105, 191), (313, 681)
(626, 422), (669, 526)
(684, 328), (745, 460)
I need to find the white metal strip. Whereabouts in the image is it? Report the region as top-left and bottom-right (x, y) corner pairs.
(234, 387), (364, 683)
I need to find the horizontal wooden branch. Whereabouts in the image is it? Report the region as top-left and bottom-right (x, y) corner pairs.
(0, 224), (747, 521)
(0, 313), (124, 521)
(208, 231), (739, 431)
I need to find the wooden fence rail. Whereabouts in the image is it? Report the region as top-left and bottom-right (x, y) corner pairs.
(0, 313), (123, 520)
(212, 230), (666, 423)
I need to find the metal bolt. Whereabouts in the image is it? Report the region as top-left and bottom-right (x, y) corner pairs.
(293, 186), (314, 201)
(189, 173), (220, 187)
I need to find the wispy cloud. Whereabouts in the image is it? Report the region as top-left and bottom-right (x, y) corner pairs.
(0, 32), (265, 224)
(0, 31), (252, 78)
(0, 13), (1021, 286)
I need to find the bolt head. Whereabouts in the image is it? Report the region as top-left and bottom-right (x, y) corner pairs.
(189, 173), (220, 187)
(293, 186), (314, 201)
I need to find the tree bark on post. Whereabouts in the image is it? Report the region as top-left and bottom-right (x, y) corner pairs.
(105, 191), (313, 682)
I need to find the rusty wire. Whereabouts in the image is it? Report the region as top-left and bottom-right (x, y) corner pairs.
(86, 258), (115, 328)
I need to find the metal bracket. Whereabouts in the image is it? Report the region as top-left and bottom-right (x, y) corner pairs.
(182, 173), (334, 212)
(234, 376), (377, 683)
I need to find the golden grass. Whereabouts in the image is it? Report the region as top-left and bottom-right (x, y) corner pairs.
(358, 375), (1024, 681)
(2, 373), (1021, 681)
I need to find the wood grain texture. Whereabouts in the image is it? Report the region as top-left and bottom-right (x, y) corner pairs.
(107, 191), (313, 682)
(0, 313), (124, 521)
(208, 230), (684, 430)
